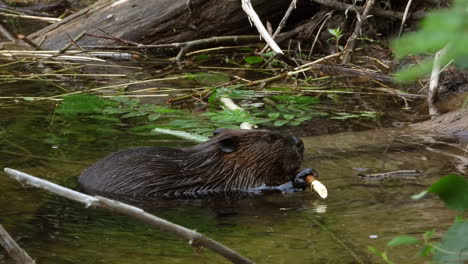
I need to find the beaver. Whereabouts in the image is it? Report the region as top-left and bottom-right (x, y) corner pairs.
(78, 129), (317, 198)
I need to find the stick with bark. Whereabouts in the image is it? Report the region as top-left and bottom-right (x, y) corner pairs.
(341, 0), (375, 64)
(260, 0), (296, 53)
(0, 224), (36, 264)
(3, 168), (254, 264)
(428, 45), (451, 117)
(0, 23), (15, 42)
(241, 0), (283, 55)
(309, 0), (424, 20)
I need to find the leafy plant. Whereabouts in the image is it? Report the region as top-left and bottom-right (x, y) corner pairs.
(393, 0), (468, 81)
(203, 109), (267, 126)
(56, 94), (187, 136)
(56, 94), (119, 116)
(214, 86), (256, 100)
(328, 27), (344, 52)
(370, 174), (468, 263)
(244, 56), (264, 65)
(252, 95), (325, 127)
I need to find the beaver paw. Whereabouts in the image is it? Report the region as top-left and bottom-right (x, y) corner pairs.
(293, 168), (319, 189)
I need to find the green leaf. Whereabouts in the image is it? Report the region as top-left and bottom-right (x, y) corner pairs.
(267, 112), (280, 120)
(102, 107), (131, 115)
(194, 54), (210, 60)
(328, 28), (342, 38)
(129, 124), (160, 132)
(137, 104), (158, 112)
(283, 114), (295, 120)
(296, 116), (313, 122)
(424, 230), (435, 239)
(392, 1), (468, 81)
(263, 51), (276, 57)
(275, 104), (287, 110)
(148, 113), (161, 121)
(394, 60), (436, 82)
(289, 120), (301, 126)
(367, 245), (380, 255)
(367, 246), (395, 264)
(23, 97), (35, 101)
(272, 95), (319, 105)
(154, 108), (184, 114)
(126, 99), (141, 106)
(428, 174), (468, 211)
(419, 245), (433, 257)
(56, 94), (118, 116)
(108, 96), (130, 103)
(121, 111), (147, 118)
(216, 87), (254, 100)
(208, 87), (218, 104)
(244, 56), (264, 64)
(88, 115), (120, 122)
(387, 236), (421, 246)
(433, 219), (468, 263)
(274, 119), (289, 127)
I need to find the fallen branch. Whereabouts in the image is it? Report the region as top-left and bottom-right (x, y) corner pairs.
(308, 11), (333, 60)
(341, 0), (375, 64)
(0, 23), (15, 42)
(0, 12), (61, 23)
(241, 0), (283, 54)
(260, 0), (296, 53)
(398, 0), (413, 37)
(3, 168), (254, 264)
(428, 45), (450, 117)
(175, 35), (260, 63)
(359, 169), (424, 181)
(309, 0), (424, 20)
(0, 224), (36, 264)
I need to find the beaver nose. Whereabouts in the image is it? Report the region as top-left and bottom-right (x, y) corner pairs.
(290, 136), (304, 149)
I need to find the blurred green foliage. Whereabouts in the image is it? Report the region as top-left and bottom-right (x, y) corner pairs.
(393, 0), (468, 81)
(371, 174), (468, 263)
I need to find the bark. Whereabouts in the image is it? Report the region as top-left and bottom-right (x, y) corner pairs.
(28, 0), (290, 50)
(0, 225), (36, 264)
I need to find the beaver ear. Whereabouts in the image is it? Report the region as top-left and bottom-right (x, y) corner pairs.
(218, 137), (239, 153)
(213, 128), (226, 136)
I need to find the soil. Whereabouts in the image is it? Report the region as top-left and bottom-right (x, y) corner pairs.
(411, 108), (468, 137)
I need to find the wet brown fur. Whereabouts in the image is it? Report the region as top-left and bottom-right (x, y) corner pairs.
(78, 129), (304, 197)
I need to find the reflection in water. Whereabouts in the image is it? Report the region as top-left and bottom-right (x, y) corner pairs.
(1, 105), (466, 263)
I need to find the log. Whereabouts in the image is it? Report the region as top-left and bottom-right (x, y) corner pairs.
(28, 0), (291, 50)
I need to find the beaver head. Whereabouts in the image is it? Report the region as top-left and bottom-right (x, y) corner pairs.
(79, 129), (305, 197)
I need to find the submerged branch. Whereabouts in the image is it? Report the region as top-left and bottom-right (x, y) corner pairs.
(0, 225), (36, 264)
(3, 168), (255, 264)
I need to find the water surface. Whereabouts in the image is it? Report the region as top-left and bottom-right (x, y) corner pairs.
(0, 101), (466, 264)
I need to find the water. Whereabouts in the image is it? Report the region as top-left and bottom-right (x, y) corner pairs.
(0, 101), (467, 264)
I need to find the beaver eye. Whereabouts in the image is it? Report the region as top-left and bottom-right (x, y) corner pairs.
(218, 137), (239, 153)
